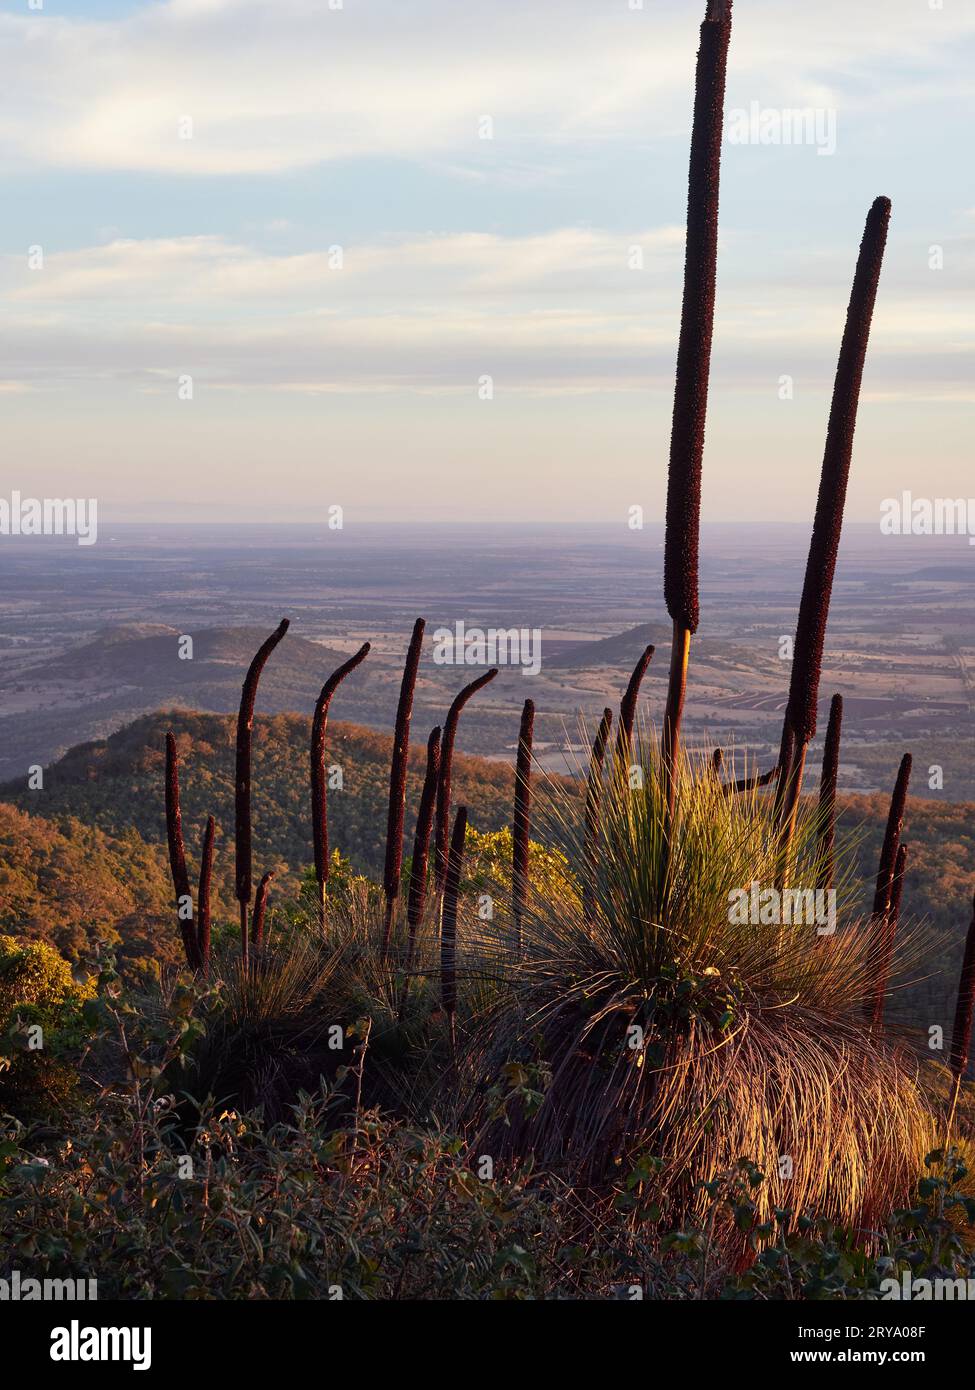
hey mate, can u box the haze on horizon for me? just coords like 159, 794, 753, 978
0, 0, 972, 527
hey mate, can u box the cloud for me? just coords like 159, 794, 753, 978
1, 225, 972, 399
0, 0, 972, 175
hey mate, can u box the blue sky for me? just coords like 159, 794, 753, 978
0, 0, 973, 524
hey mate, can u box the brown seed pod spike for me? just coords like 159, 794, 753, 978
251, 871, 274, 957
950, 893, 975, 1080
664, 1, 733, 638
816, 694, 843, 892
197, 815, 215, 973
441, 805, 468, 1021
407, 726, 442, 958
784, 198, 891, 754
165, 732, 200, 970
311, 642, 370, 913
235, 619, 289, 966
614, 645, 654, 769
435, 668, 498, 892
870, 842, 907, 1031
382, 618, 425, 952
584, 708, 613, 922
512, 699, 535, 952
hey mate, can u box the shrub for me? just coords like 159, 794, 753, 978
0, 935, 95, 1114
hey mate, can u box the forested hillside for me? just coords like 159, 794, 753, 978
1, 710, 972, 1024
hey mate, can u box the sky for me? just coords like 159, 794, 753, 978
0, 0, 973, 524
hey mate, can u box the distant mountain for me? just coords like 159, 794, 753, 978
544, 623, 671, 670
0, 625, 368, 780
1, 622, 362, 711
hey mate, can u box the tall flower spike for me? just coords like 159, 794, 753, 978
197, 815, 215, 974
777, 198, 890, 847
864, 754, 911, 1021
382, 618, 425, 953
782, 198, 891, 755
870, 842, 907, 1031
251, 871, 274, 957
945, 893, 975, 1141
441, 805, 468, 1024
311, 642, 370, 916
165, 732, 200, 970
235, 619, 289, 968
584, 708, 613, 922
950, 893, 975, 1079
407, 726, 442, 960
435, 667, 498, 891
662, 0, 733, 819
871, 754, 912, 921
816, 694, 843, 892
614, 645, 654, 770
512, 699, 535, 952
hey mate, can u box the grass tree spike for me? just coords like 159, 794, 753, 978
872, 754, 912, 921
720, 765, 778, 796
512, 699, 535, 952
614, 645, 654, 768
382, 618, 426, 953
662, 1, 733, 819
950, 893, 975, 1079
197, 815, 215, 973
777, 199, 890, 850
784, 198, 891, 756
871, 843, 908, 1030
864, 754, 912, 1020
816, 694, 844, 892
311, 642, 371, 914
441, 805, 468, 1025
251, 871, 274, 956
235, 619, 289, 967
435, 667, 498, 891
407, 726, 442, 959
946, 892, 975, 1140
165, 732, 200, 970
664, 0, 732, 637
584, 708, 613, 922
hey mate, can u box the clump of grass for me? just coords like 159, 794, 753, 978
382, 619, 425, 953
235, 620, 289, 969
311, 643, 370, 918
477, 732, 936, 1235
435, 668, 498, 891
